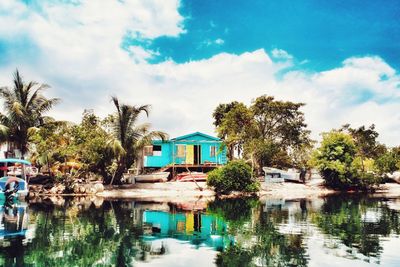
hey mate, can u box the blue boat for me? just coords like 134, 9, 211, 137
0, 159, 31, 200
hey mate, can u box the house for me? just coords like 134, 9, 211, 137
143, 132, 227, 169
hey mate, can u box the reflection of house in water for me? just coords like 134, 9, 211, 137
143, 210, 229, 250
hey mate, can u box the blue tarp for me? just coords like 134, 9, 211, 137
0, 159, 31, 165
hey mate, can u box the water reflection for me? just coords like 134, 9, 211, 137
0, 195, 399, 266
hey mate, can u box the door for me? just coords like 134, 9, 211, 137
194, 145, 201, 165
186, 145, 194, 164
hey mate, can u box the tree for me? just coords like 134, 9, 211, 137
251, 96, 310, 148
213, 102, 253, 159
108, 97, 167, 184
0, 70, 59, 157
311, 130, 381, 190
212, 95, 312, 172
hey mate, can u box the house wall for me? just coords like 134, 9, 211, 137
144, 142, 172, 168
144, 141, 227, 167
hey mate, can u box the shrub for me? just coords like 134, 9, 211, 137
207, 160, 259, 194
312, 131, 381, 190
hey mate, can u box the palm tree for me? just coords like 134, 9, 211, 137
108, 96, 167, 185
0, 70, 60, 158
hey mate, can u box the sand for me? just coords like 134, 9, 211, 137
97, 178, 400, 202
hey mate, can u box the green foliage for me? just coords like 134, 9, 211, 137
207, 160, 259, 194
312, 196, 400, 259
312, 131, 382, 190
0, 70, 59, 156
213, 95, 312, 172
108, 97, 168, 184
375, 147, 400, 174
30, 111, 115, 181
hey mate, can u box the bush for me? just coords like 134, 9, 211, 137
312, 131, 381, 190
375, 148, 400, 175
207, 160, 259, 194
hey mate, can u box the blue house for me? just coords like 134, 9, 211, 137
143, 132, 227, 168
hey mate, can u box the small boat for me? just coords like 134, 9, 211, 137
0, 159, 31, 200
176, 172, 207, 182
134, 172, 170, 183
263, 167, 304, 183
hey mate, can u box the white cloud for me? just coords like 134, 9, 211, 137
215, 38, 224, 45
0, 1, 399, 146
271, 48, 293, 60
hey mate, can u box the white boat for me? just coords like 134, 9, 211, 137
263, 167, 302, 183
134, 172, 170, 183
0, 159, 32, 200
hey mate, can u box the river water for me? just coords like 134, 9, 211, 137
1, 195, 400, 266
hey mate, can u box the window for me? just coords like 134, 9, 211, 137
144, 146, 153, 156
153, 145, 162, 156
176, 145, 185, 157
210, 146, 216, 157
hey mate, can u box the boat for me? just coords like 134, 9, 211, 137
176, 172, 207, 182
263, 167, 304, 183
134, 172, 170, 183
0, 159, 31, 200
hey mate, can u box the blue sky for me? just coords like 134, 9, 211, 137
0, 0, 399, 144
144, 0, 400, 70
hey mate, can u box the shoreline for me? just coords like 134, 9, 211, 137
28, 178, 400, 204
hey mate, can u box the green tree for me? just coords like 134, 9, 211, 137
312, 131, 357, 189
312, 130, 381, 190
213, 95, 312, 172
108, 97, 167, 184
213, 102, 253, 159
0, 70, 59, 157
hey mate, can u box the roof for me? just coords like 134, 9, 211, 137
0, 159, 31, 165
171, 132, 221, 142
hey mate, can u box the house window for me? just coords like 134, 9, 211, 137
176, 145, 185, 157
144, 146, 153, 156
210, 146, 216, 157
153, 145, 162, 156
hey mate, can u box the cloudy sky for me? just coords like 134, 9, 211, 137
0, 0, 399, 145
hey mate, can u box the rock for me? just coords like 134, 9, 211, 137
93, 183, 104, 193
79, 186, 86, 194
73, 184, 80, 193
93, 197, 104, 208
50, 187, 58, 194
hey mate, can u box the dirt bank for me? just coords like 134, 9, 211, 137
97, 178, 400, 202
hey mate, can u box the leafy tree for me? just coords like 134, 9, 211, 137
213, 102, 253, 159
311, 131, 356, 189
207, 160, 259, 194
213, 95, 312, 172
0, 70, 59, 157
108, 97, 167, 184
311, 131, 382, 190
251, 95, 310, 148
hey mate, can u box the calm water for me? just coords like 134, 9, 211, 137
1, 195, 400, 266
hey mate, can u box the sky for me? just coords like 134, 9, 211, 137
0, 0, 399, 145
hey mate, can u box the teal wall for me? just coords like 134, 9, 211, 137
144, 132, 227, 168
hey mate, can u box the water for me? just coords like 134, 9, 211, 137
1, 195, 400, 266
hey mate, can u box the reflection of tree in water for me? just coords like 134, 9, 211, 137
0, 200, 147, 266
312, 195, 400, 262
209, 197, 309, 267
